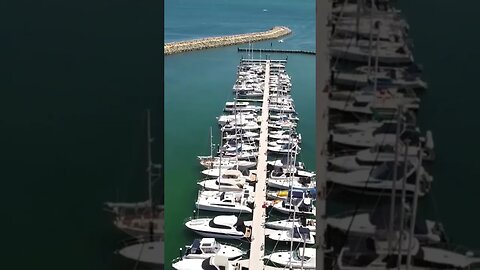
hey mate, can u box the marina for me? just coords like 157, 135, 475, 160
167, 55, 318, 270
8, 0, 480, 270
163, 0, 480, 269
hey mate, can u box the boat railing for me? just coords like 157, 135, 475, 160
328, 209, 372, 218
184, 215, 217, 223
171, 256, 183, 264
217, 239, 246, 249
426, 243, 480, 257
117, 235, 162, 248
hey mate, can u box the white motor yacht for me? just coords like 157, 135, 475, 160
185, 215, 252, 239
195, 188, 254, 214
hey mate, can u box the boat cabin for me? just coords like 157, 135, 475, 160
184, 238, 219, 257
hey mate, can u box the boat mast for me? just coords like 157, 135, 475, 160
387, 105, 403, 255
301, 236, 307, 270
288, 136, 297, 268
355, 0, 361, 45
147, 109, 153, 211
396, 139, 410, 269
234, 89, 239, 170
146, 109, 154, 241
218, 129, 223, 190
210, 126, 213, 160
373, 21, 381, 92
367, 0, 374, 80
406, 144, 423, 270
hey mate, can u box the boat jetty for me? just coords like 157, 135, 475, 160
164, 26, 291, 55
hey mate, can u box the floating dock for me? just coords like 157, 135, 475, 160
238, 48, 316, 55
164, 26, 291, 55
248, 60, 270, 269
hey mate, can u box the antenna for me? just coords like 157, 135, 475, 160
367, 0, 374, 80
396, 138, 410, 269
147, 109, 153, 209
146, 109, 154, 242
387, 105, 403, 255
406, 142, 423, 269
373, 21, 381, 92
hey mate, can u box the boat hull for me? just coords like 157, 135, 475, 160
195, 203, 253, 214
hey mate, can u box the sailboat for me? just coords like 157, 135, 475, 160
266, 247, 316, 269
197, 127, 257, 170
330, 120, 419, 148
336, 232, 480, 270
195, 187, 254, 214
112, 110, 164, 267
104, 110, 163, 239
333, 65, 427, 90
116, 238, 164, 267
327, 203, 446, 243
328, 134, 434, 172
197, 169, 249, 192
265, 216, 316, 233
267, 226, 316, 245
327, 159, 433, 197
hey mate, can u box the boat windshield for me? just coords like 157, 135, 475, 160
208, 219, 231, 229
201, 258, 219, 270
187, 239, 203, 255
372, 122, 398, 135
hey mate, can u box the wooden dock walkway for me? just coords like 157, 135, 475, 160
248, 60, 271, 270
238, 47, 316, 55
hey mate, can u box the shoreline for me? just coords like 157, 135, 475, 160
164, 26, 292, 55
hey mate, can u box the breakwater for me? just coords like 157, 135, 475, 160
164, 26, 292, 55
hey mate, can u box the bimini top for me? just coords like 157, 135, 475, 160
288, 190, 305, 199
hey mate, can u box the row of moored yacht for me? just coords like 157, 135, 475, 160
173, 59, 320, 269
325, 1, 480, 270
